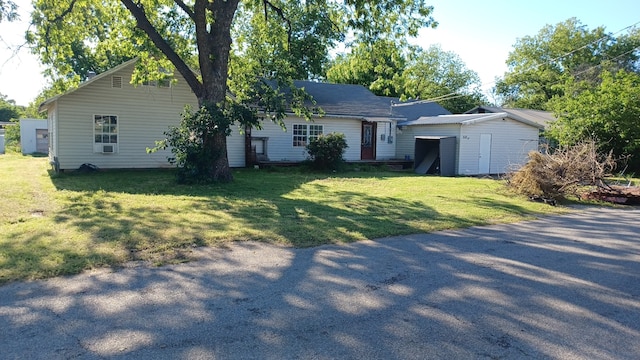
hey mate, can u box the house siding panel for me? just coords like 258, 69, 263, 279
252, 117, 362, 161
375, 121, 396, 160
396, 124, 460, 163
55, 63, 199, 170
460, 117, 538, 174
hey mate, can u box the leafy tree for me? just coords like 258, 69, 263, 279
398, 45, 485, 113
326, 40, 410, 97
0, 93, 23, 122
327, 41, 485, 113
548, 69, 640, 171
29, 0, 436, 182
496, 18, 640, 109
0, 0, 17, 22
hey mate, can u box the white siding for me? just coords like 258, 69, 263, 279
396, 124, 460, 162
48, 104, 57, 164
226, 125, 246, 167
54, 62, 200, 170
375, 121, 396, 160
460, 117, 538, 175
252, 116, 362, 161
19, 119, 48, 154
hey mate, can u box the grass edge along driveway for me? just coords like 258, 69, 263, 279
0, 154, 569, 284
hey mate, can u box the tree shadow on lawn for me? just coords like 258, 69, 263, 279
1, 207, 639, 359
24, 167, 503, 277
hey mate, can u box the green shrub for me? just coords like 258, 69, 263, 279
4, 121, 21, 152
306, 132, 348, 171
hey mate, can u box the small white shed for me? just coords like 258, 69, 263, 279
20, 119, 49, 154
397, 112, 543, 175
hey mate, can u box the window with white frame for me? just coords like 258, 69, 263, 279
94, 115, 118, 153
292, 124, 323, 147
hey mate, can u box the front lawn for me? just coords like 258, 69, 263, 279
0, 154, 568, 283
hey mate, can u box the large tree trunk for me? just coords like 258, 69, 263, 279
194, 0, 240, 182
122, 0, 240, 182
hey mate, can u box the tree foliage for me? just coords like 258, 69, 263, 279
0, 0, 17, 22
29, 0, 436, 182
548, 69, 640, 170
496, 18, 640, 110
0, 93, 23, 122
327, 42, 485, 113
327, 40, 408, 97
398, 45, 485, 113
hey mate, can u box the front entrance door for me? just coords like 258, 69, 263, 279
361, 122, 376, 160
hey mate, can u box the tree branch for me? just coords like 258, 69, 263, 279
42, 0, 78, 55
174, 0, 195, 21
120, 0, 203, 97
262, 0, 291, 46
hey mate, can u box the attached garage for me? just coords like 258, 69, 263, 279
397, 112, 543, 175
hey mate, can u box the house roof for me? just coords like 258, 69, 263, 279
38, 58, 139, 112
399, 112, 545, 129
37, 59, 402, 120
464, 106, 555, 127
380, 98, 451, 121
291, 81, 404, 119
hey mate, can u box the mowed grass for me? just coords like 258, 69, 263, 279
0, 154, 569, 284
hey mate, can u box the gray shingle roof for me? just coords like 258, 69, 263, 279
292, 81, 402, 118
387, 99, 451, 121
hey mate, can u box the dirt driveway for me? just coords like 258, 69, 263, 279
1, 206, 639, 359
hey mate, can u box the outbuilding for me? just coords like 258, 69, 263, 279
20, 119, 49, 154
397, 112, 544, 175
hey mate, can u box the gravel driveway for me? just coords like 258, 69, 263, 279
1, 206, 639, 359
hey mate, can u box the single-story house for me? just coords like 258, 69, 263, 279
20, 118, 49, 154
249, 81, 405, 164
396, 112, 544, 175
38, 59, 405, 171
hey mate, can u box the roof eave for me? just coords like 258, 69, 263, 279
38, 58, 139, 112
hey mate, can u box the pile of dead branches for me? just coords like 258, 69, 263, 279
507, 140, 617, 202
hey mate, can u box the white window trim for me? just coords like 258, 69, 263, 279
292, 123, 324, 147
93, 114, 119, 154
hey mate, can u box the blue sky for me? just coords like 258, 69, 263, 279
1, 0, 639, 106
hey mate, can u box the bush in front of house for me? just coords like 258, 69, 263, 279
306, 132, 348, 171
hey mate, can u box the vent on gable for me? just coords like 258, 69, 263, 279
112, 76, 123, 88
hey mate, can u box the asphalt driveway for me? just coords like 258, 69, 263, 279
1, 206, 639, 359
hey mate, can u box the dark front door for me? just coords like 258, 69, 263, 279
361, 121, 376, 160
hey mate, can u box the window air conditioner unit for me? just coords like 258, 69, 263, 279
102, 145, 114, 153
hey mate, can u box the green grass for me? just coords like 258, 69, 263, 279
0, 154, 570, 284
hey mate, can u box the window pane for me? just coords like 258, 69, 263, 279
95, 135, 102, 143
110, 135, 118, 143
102, 135, 110, 143
110, 116, 117, 125
309, 125, 323, 140
109, 125, 117, 134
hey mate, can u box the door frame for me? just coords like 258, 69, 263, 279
361, 121, 376, 160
